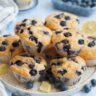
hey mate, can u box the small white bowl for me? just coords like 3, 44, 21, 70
0, 67, 96, 96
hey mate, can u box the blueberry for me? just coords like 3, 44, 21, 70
54, 82, 68, 91
78, 39, 84, 45
2, 41, 8, 45
11, 92, 19, 96
59, 84, 68, 91
60, 21, 66, 27
29, 31, 33, 35
88, 41, 95, 47
54, 81, 62, 88
29, 36, 38, 43
83, 84, 91, 93
62, 0, 68, 2
55, 31, 62, 34
63, 32, 72, 37
31, 20, 37, 26
29, 69, 37, 76
12, 41, 19, 47
26, 81, 33, 89
58, 69, 67, 75
29, 64, 35, 69
0, 46, 6, 51
20, 29, 24, 33
91, 79, 96, 87
37, 42, 43, 53
43, 31, 49, 35
22, 19, 27, 22
15, 60, 23, 66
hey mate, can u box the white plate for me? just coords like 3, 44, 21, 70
0, 67, 96, 96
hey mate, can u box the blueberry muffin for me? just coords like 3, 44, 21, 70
45, 12, 79, 31
50, 56, 86, 86
79, 36, 96, 66
15, 18, 43, 35
6, 35, 24, 57
10, 53, 47, 83
0, 35, 24, 63
43, 44, 62, 62
0, 35, 11, 63
52, 29, 84, 57
16, 26, 52, 55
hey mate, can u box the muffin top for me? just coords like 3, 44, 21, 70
0, 35, 11, 56
50, 56, 86, 79
10, 53, 47, 81
15, 18, 44, 35
52, 29, 84, 57
79, 36, 96, 60
6, 35, 24, 57
16, 26, 52, 53
45, 12, 79, 31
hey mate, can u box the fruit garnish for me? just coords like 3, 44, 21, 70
0, 64, 9, 75
39, 81, 52, 92
83, 84, 92, 93
91, 79, 96, 87
26, 81, 33, 89
81, 21, 96, 36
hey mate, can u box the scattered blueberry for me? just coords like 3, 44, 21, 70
59, 84, 68, 91
26, 81, 33, 89
11, 92, 19, 96
83, 84, 91, 93
91, 79, 96, 87
54, 82, 68, 91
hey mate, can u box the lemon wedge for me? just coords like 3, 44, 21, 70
81, 21, 96, 36
0, 64, 9, 75
39, 81, 52, 93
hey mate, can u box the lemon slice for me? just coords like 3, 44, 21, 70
0, 64, 9, 75
81, 21, 96, 36
39, 81, 52, 93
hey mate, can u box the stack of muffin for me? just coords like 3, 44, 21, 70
1, 12, 96, 92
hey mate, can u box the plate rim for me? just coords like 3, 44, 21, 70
0, 67, 96, 95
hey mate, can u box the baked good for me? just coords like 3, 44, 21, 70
10, 53, 47, 83
45, 12, 79, 31
6, 35, 24, 57
0, 35, 24, 63
79, 36, 96, 66
15, 18, 43, 35
50, 56, 86, 86
52, 29, 84, 57
0, 35, 11, 63
16, 26, 52, 55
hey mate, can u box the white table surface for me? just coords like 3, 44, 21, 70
7, 0, 96, 96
